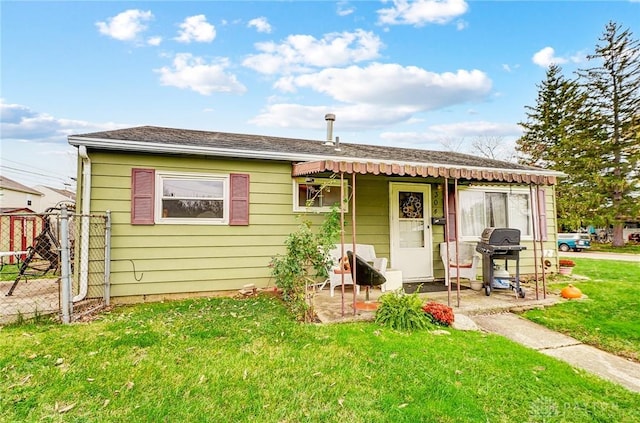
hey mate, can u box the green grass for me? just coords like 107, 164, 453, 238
1, 295, 638, 422
0, 264, 19, 281
524, 258, 640, 361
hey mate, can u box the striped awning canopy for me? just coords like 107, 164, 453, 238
292, 160, 558, 185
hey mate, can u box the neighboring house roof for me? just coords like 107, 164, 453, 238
40, 186, 76, 201
0, 176, 43, 196
68, 125, 563, 185
0, 207, 35, 214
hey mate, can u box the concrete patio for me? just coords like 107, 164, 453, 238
312, 281, 560, 324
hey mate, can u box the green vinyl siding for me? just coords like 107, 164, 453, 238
88, 151, 301, 297
85, 149, 559, 298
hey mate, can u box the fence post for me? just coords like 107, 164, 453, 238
104, 210, 111, 306
59, 206, 72, 324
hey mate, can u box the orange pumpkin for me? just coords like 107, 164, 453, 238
561, 284, 582, 299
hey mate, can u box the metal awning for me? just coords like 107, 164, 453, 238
292, 159, 558, 185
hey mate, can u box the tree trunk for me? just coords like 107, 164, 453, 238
612, 222, 625, 247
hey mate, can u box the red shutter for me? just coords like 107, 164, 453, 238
537, 188, 548, 241
131, 168, 155, 225
229, 173, 250, 226
447, 186, 457, 241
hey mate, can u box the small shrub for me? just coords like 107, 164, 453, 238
270, 207, 340, 322
375, 289, 431, 332
422, 302, 455, 326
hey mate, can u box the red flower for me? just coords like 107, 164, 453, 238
559, 259, 576, 267
422, 302, 455, 326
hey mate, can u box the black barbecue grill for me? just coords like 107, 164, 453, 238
476, 228, 527, 298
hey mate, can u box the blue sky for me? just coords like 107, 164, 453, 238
1, 0, 639, 190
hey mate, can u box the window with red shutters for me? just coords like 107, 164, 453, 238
131, 168, 155, 225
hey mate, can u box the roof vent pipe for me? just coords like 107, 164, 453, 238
324, 113, 335, 145
334, 136, 341, 151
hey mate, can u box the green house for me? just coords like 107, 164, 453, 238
68, 125, 562, 303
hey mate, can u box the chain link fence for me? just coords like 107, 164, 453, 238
0, 208, 110, 325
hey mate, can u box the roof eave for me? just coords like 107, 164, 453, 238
68, 135, 565, 184
68, 135, 332, 163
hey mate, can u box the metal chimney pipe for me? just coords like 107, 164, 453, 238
325, 113, 336, 145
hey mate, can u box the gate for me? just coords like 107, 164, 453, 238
0, 207, 111, 325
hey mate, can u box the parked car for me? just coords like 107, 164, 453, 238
557, 233, 591, 252
629, 232, 640, 243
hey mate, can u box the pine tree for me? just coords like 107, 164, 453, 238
578, 22, 640, 246
517, 64, 580, 168
516, 64, 599, 230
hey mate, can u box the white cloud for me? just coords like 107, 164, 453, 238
249, 103, 416, 130
247, 17, 272, 34
155, 53, 246, 95
427, 121, 520, 138
96, 9, 153, 41
0, 99, 124, 142
147, 36, 162, 46
175, 15, 216, 43
337, 1, 355, 16
532, 47, 587, 68
251, 63, 491, 131
243, 29, 383, 75
275, 63, 492, 110
378, 121, 521, 152
0, 100, 128, 188
532, 46, 567, 67
377, 0, 469, 27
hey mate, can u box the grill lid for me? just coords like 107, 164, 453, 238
480, 228, 521, 245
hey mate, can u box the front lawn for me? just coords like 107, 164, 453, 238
523, 258, 640, 361
1, 295, 638, 422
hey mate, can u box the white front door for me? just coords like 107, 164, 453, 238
389, 183, 433, 281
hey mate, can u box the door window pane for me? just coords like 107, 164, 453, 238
399, 192, 424, 218
398, 191, 424, 248
399, 220, 425, 248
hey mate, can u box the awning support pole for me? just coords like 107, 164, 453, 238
536, 185, 547, 299
340, 172, 346, 316
351, 173, 357, 315
443, 178, 451, 307
530, 184, 540, 300
454, 178, 460, 308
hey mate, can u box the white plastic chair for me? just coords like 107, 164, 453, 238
327, 244, 387, 297
439, 242, 480, 286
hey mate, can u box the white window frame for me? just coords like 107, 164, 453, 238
292, 177, 349, 213
155, 171, 229, 225
458, 186, 534, 241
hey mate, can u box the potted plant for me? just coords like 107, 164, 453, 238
558, 258, 576, 275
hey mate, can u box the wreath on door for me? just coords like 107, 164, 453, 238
401, 194, 423, 218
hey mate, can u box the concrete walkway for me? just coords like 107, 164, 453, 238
472, 313, 640, 393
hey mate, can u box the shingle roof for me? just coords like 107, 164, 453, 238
69, 125, 561, 184
0, 176, 43, 195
